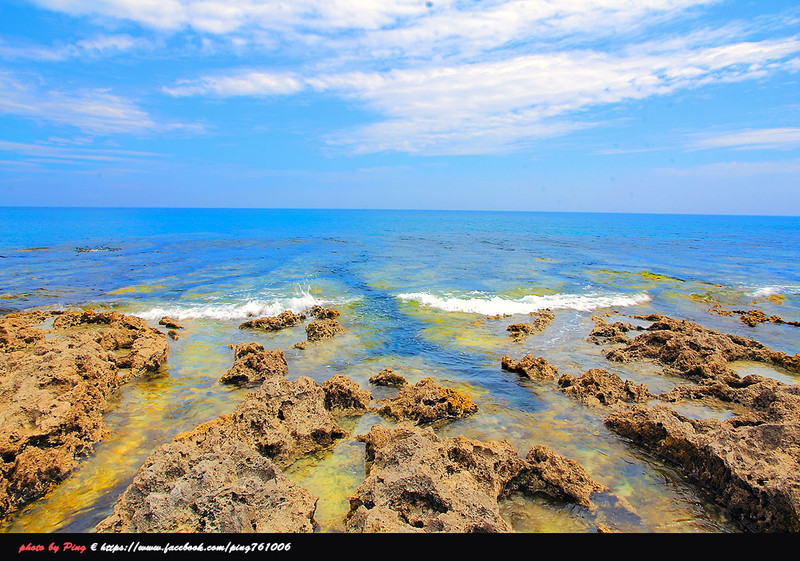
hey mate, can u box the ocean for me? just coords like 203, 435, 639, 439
1, 207, 799, 532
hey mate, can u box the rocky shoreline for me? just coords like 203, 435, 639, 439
1, 306, 799, 532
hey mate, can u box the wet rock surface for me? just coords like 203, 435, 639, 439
605, 403, 800, 532
557, 369, 652, 407
345, 425, 605, 532
603, 315, 800, 381
97, 374, 363, 533
592, 315, 800, 532
310, 305, 341, 320
587, 316, 643, 345
374, 377, 478, 424
708, 306, 800, 328
322, 375, 372, 416
305, 318, 345, 341
219, 342, 288, 386
239, 310, 306, 331
501, 354, 559, 381
0, 310, 168, 519
158, 316, 184, 330
369, 367, 407, 387
507, 309, 554, 342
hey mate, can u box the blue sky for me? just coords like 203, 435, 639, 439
1, 0, 799, 214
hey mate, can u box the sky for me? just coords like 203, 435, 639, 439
0, 0, 799, 214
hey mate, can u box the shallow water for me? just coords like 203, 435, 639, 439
1, 208, 799, 533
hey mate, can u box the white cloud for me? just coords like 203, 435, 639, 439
690, 127, 800, 150
0, 72, 196, 135
661, 158, 800, 177
0, 34, 150, 61
166, 36, 800, 154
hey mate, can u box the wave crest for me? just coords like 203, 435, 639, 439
396, 291, 651, 315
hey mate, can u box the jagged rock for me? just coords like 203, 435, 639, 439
310, 305, 341, 320
0, 310, 168, 518
95, 439, 316, 533
557, 369, 652, 407
219, 342, 287, 386
305, 318, 345, 342
322, 375, 372, 416
658, 374, 800, 424
369, 368, 407, 387
605, 316, 800, 381
96, 374, 361, 533
345, 425, 605, 533
500, 354, 559, 381
507, 309, 554, 342
167, 329, 180, 341
708, 307, 800, 328
605, 404, 800, 532
239, 310, 306, 331
374, 378, 478, 424
587, 317, 643, 345
158, 316, 184, 330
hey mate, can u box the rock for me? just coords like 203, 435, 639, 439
587, 316, 642, 345
605, 404, 800, 532
219, 342, 288, 387
0, 310, 168, 518
557, 369, 652, 407
500, 354, 558, 381
345, 425, 605, 533
374, 378, 478, 424
506, 309, 554, 342
167, 329, 179, 341
230, 376, 347, 468
604, 315, 800, 381
310, 305, 341, 320
708, 307, 799, 328
95, 438, 316, 533
322, 375, 372, 416
305, 318, 344, 342
158, 316, 184, 330
369, 368, 408, 387
97, 374, 358, 533
293, 340, 308, 350
239, 310, 306, 331
658, 374, 800, 424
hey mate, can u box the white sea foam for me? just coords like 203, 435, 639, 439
396, 291, 651, 315
134, 288, 324, 321
750, 285, 800, 298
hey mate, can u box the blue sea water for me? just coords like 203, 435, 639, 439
1, 207, 799, 533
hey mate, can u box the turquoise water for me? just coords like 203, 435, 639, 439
1, 208, 799, 533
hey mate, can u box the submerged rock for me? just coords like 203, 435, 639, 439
557, 369, 652, 407
708, 306, 800, 329
501, 354, 559, 381
506, 309, 554, 342
346, 425, 605, 533
587, 316, 643, 345
219, 342, 288, 386
239, 310, 306, 331
0, 310, 168, 519
158, 316, 184, 330
374, 377, 478, 424
369, 367, 408, 387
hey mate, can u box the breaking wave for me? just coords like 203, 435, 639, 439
134, 288, 324, 321
396, 291, 651, 315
